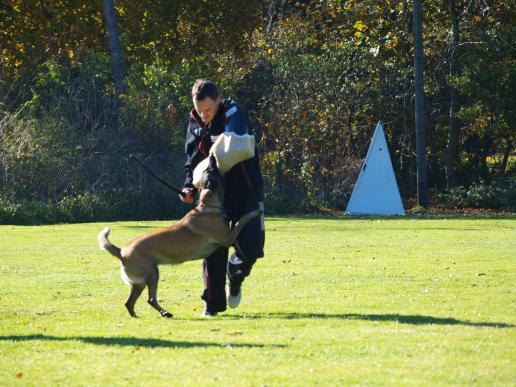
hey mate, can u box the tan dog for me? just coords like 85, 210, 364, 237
98, 155, 261, 318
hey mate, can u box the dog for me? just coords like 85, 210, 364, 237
98, 155, 261, 318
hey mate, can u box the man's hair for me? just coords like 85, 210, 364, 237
192, 79, 219, 101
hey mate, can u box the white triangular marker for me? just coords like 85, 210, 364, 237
346, 121, 405, 216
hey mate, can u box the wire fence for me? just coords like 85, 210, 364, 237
0, 152, 185, 203
0, 149, 356, 223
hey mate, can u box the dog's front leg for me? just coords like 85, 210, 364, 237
225, 209, 262, 246
146, 266, 173, 318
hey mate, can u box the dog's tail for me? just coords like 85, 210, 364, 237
98, 227, 123, 260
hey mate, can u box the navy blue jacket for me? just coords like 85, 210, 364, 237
183, 99, 264, 217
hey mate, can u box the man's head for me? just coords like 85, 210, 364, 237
192, 79, 221, 125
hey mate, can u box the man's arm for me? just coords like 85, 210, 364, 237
181, 122, 202, 203
224, 103, 250, 135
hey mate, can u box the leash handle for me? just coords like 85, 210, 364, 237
129, 155, 186, 197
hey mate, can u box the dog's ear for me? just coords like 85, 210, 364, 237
205, 177, 216, 191
205, 171, 218, 191
208, 154, 217, 170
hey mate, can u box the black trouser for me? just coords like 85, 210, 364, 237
201, 199, 264, 313
201, 247, 228, 312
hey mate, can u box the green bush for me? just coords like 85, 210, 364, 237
57, 194, 100, 223
264, 190, 333, 215
435, 178, 516, 211
0, 189, 185, 225
0, 200, 21, 224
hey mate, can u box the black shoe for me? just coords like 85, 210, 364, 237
200, 309, 218, 318
201, 290, 227, 314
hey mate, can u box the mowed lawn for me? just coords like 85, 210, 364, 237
0, 216, 515, 386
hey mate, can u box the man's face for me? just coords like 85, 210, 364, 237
193, 96, 220, 125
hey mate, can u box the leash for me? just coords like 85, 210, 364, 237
129, 155, 186, 198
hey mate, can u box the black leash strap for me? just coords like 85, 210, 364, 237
129, 155, 186, 197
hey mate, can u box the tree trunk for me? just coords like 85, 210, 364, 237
500, 143, 513, 176
346, 107, 355, 155
445, 0, 460, 188
39, 0, 52, 20
413, 0, 428, 207
102, 0, 124, 95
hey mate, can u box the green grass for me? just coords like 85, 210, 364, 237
1, 216, 515, 386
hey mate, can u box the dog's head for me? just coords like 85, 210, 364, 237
199, 155, 224, 204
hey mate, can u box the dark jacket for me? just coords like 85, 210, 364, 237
183, 99, 264, 217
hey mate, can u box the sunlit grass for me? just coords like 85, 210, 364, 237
1, 216, 515, 385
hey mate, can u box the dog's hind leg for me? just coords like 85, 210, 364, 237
125, 283, 146, 318
146, 266, 173, 318
225, 209, 262, 246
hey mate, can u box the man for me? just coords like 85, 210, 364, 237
180, 79, 265, 317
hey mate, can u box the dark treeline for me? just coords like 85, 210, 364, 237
0, 1, 514, 222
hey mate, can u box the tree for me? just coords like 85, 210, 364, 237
413, 0, 428, 206
445, 0, 460, 188
102, 0, 124, 94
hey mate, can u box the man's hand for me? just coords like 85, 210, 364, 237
180, 187, 195, 204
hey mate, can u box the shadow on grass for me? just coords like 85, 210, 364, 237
0, 334, 285, 348
116, 225, 161, 230
376, 226, 516, 231
226, 313, 514, 328
280, 214, 516, 221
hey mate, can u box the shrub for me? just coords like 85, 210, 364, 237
0, 200, 22, 224
0, 189, 185, 225
435, 178, 515, 211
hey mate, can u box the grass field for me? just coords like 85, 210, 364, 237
1, 216, 515, 386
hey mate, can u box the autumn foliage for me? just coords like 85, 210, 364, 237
0, 0, 514, 220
